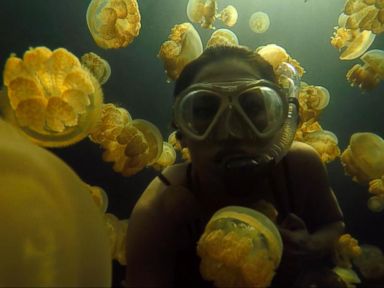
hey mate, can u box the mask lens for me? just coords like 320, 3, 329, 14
180, 90, 221, 136
238, 86, 284, 134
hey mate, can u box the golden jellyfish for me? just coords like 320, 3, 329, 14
346, 49, 384, 90
344, 0, 384, 34
302, 130, 341, 164
81, 52, 111, 85
186, 0, 217, 29
333, 234, 362, 269
298, 82, 330, 122
104, 213, 129, 265
331, 12, 376, 60
353, 244, 384, 280
158, 22, 203, 81
340, 132, 384, 184
1, 47, 103, 147
256, 44, 305, 77
249, 12, 270, 34
168, 130, 191, 162
0, 119, 111, 286
197, 206, 282, 288
217, 5, 238, 27
206, 28, 239, 48
86, 0, 141, 49
151, 141, 177, 171
367, 176, 384, 212
86, 184, 109, 213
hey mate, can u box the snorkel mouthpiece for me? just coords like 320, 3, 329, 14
221, 155, 274, 175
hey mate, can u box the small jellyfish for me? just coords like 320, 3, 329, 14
186, 0, 217, 29
81, 52, 111, 85
340, 132, 384, 184
353, 244, 384, 280
333, 234, 362, 269
151, 142, 176, 171
197, 206, 282, 288
206, 28, 239, 48
302, 130, 341, 164
167, 131, 191, 162
2, 47, 103, 147
217, 5, 238, 27
104, 213, 129, 265
0, 119, 110, 286
249, 11, 270, 34
346, 49, 384, 90
86, 0, 141, 49
85, 184, 109, 213
256, 44, 305, 77
298, 82, 330, 122
158, 22, 203, 81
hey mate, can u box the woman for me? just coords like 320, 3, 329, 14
125, 45, 345, 287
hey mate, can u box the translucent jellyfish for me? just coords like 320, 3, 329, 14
249, 12, 270, 34
302, 130, 341, 164
256, 44, 305, 77
104, 213, 128, 265
346, 49, 384, 90
333, 234, 362, 269
197, 206, 282, 288
217, 5, 238, 27
151, 141, 176, 171
367, 176, 384, 212
298, 82, 330, 122
168, 130, 191, 162
158, 22, 203, 81
85, 184, 109, 213
206, 28, 239, 48
186, 0, 217, 29
86, 0, 141, 49
81, 52, 111, 85
340, 132, 384, 184
353, 244, 384, 280
2, 47, 103, 147
0, 119, 110, 286
344, 0, 384, 35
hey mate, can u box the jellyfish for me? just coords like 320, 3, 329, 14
346, 49, 384, 90
298, 82, 330, 122
302, 130, 341, 164
353, 244, 384, 280
333, 234, 362, 269
206, 28, 239, 48
249, 12, 270, 34
168, 130, 191, 162
340, 132, 384, 184
366, 176, 384, 212
256, 44, 305, 77
86, 0, 141, 49
104, 213, 128, 265
151, 141, 177, 171
217, 5, 238, 27
1, 47, 103, 147
197, 206, 282, 288
158, 22, 203, 81
186, 0, 217, 29
0, 119, 111, 286
343, 0, 384, 35
85, 184, 109, 213
81, 52, 111, 85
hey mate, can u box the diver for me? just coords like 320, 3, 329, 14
125, 45, 346, 287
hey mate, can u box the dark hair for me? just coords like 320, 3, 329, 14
173, 45, 276, 97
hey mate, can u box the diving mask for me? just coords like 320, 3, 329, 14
173, 79, 288, 141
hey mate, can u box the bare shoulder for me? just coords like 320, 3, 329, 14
285, 141, 325, 171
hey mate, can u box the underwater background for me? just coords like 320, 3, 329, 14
0, 0, 383, 285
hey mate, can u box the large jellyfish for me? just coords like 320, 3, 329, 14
256, 44, 305, 77
249, 12, 270, 34
0, 119, 111, 286
340, 132, 384, 184
343, 0, 384, 35
187, 0, 217, 29
197, 206, 282, 288
346, 49, 384, 90
206, 28, 239, 48
1, 47, 103, 147
298, 82, 330, 122
331, 13, 376, 60
158, 22, 203, 81
217, 5, 238, 27
81, 52, 111, 85
86, 0, 141, 49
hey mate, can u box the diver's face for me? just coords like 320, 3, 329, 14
179, 58, 276, 174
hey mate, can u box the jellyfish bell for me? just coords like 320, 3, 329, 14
81, 52, 111, 85
186, 0, 217, 29
217, 5, 238, 27
151, 141, 177, 171
249, 11, 270, 33
0, 119, 111, 286
86, 0, 141, 49
302, 130, 341, 164
187, 0, 204, 23
158, 22, 203, 81
338, 29, 375, 60
206, 28, 239, 48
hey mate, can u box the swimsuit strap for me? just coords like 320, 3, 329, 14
157, 172, 171, 186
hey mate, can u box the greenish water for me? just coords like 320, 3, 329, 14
0, 0, 383, 285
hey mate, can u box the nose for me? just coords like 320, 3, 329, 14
210, 106, 253, 141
